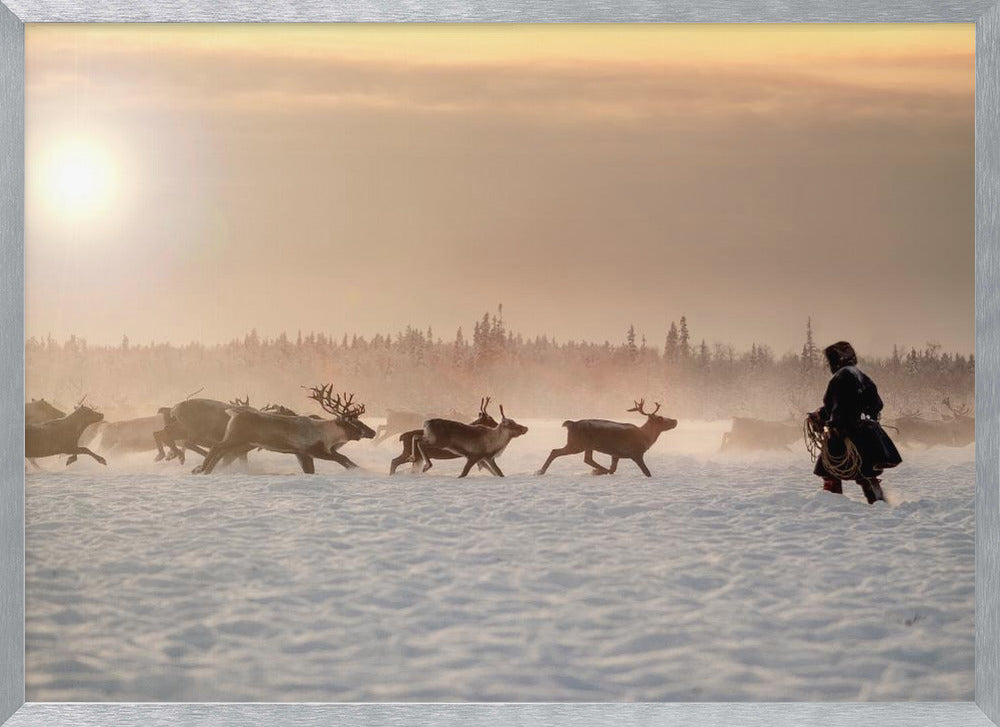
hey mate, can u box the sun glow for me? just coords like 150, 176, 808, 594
41, 139, 117, 217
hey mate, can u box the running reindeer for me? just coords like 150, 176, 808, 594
197, 384, 374, 474
154, 395, 256, 467
25, 396, 107, 468
417, 404, 528, 478
390, 397, 500, 475
536, 399, 678, 477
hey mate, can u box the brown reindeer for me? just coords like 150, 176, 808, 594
417, 405, 528, 478
25, 398, 65, 425
25, 398, 68, 469
390, 397, 500, 475
537, 399, 678, 477
198, 385, 373, 474
26, 403, 107, 467
886, 399, 975, 449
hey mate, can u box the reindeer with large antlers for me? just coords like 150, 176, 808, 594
197, 384, 374, 474
537, 399, 678, 477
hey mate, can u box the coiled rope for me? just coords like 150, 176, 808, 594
803, 418, 862, 480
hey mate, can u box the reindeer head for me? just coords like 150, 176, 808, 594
73, 397, 104, 427
306, 384, 376, 439
471, 397, 499, 427
628, 398, 678, 434
497, 404, 529, 438
942, 397, 973, 421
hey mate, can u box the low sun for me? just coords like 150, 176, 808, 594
41, 139, 117, 217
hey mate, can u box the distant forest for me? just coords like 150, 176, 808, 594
26, 311, 975, 422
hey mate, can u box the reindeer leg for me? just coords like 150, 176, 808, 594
325, 450, 359, 470
74, 447, 107, 466
410, 441, 426, 471
185, 443, 209, 458
458, 457, 481, 478
536, 445, 581, 475
608, 456, 620, 474
417, 440, 433, 473
295, 454, 315, 474
197, 444, 239, 474
632, 455, 652, 477
27, 458, 43, 471
65, 454, 77, 466
584, 449, 610, 475
390, 452, 408, 475
390, 439, 415, 474
153, 430, 168, 461
482, 457, 504, 477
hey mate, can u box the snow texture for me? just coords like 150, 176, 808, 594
25, 419, 974, 701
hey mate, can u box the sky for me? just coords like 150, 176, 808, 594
25, 24, 974, 356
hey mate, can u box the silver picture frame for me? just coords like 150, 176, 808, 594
1, 2, 997, 725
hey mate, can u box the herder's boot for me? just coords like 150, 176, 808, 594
858, 477, 885, 504
823, 478, 843, 495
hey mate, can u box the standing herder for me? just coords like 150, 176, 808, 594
808, 341, 902, 504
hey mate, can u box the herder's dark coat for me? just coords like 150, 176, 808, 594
814, 365, 902, 479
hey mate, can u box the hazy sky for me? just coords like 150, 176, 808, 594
25, 24, 974, 355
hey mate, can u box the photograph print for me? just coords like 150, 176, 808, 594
24, 23, 974, 701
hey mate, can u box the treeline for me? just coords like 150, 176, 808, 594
25, 313, 974, 422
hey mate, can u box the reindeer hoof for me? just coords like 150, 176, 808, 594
97, 456, 107, 466
154, 453, 165, 462
592, 468, 609, 476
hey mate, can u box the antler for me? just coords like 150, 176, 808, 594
499, 404, 506, 419
76, 394, 88, 407
228, 395, 250, 407
627, 399, 661, 416
480, 396, 492, 417
942, 397, 970, 418
305, 384, 366, 419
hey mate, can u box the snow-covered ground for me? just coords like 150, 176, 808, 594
25, 419, 974, 701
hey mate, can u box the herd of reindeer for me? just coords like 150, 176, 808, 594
24, 387, 678, 477
24, 385, 973, 478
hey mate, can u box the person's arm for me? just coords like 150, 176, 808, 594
863, 378, 884, 420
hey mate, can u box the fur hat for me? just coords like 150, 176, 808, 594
823, 341, 857, 371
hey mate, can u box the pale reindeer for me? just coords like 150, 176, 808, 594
197, 385, 374, 474
416, 404, 528, 478
154, 395, 256, 466
537, 398, 678, 477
